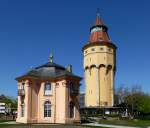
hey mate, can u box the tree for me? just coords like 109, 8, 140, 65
125, 92, 150, 118
116, 85, 150, 118
136, 94, 150, 114
115, 85, 129, 106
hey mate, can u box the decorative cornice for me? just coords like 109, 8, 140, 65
82, 41, 117, 52
16, 75, 82, 83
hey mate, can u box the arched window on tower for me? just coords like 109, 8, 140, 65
44, 101, 51, 117
70, 101, 75, 118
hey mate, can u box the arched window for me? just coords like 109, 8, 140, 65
44, 82, 52, 95
44, 101, 51, 117
70, 101, 75, 118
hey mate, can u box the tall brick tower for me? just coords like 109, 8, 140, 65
82, 12, 117, 107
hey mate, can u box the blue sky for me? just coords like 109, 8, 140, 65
0, 0, 150, 97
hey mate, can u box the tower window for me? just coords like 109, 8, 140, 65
44, 82, 52, 95
100, 47, 104, 51
104, 102, 108, 106
91, 48, 95, 51
44, 101, 51, 117
108, 48, 111, 52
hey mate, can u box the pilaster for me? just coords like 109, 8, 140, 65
17, 96, 21, 119
111, 69, 114, 106
96, 67, 100, 106
17, 82, 21, 119
25, 80, 31, 122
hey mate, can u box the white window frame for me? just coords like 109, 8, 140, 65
44, 82, 52, 96
44, 101, 51, 117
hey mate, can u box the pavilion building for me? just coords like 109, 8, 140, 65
16, 54, 81, 124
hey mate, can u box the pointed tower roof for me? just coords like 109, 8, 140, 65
82, 10, 117, 51
95, 9, 103, 25
89, 10, 110, 43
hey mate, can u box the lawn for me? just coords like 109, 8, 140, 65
0, 120, 13, 123
99, 119, 150, 128
0, 123, 106, 128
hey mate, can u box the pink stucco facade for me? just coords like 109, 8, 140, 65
16, 77, 81, 124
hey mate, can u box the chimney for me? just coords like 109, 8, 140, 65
66, 65, 72, 73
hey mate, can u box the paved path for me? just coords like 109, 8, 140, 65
83, 123, 140, 128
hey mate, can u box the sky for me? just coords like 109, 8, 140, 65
0, 0, 150, 97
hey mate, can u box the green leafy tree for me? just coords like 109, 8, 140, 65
137, 94, 150, 114
125, 92, 150, 118
116, 85, 150, 118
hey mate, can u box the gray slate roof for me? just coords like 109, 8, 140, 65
16, 62, 81, 80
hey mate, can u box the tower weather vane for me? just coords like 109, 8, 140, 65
97, 8, 100, 17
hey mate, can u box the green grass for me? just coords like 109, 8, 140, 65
0, 123, 106, 128
99, 119, 150, 128
0, 120, 13, 123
